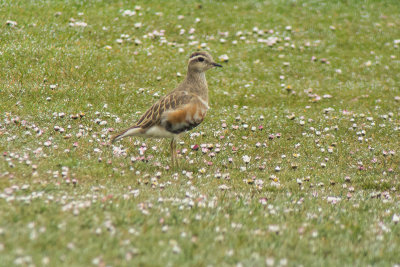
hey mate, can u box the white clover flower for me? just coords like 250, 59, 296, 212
242, 155, 251, 164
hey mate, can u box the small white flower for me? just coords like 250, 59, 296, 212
311, 231, 318, 238
69, 21, 87, 27
266, 258, 275, 266
393, 214, 400, 224
280, 258, 288, 266
172, 245, 181, 254
21, 184, 29, 190
219, 54, 229, 62
242, 155, 251, 164
6, 20, 17, 27
122, 10, 136, 16
268, 225, 280, 233
44, 141, 51, 147
92, 257, 101, 265
327, 196, 341, 204
218, 184, 230, 191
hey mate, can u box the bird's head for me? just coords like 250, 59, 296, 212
188, 51, 222, 72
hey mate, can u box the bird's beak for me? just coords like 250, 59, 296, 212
211, 62, 223, 67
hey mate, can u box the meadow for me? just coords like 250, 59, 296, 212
1, 0, 400, 266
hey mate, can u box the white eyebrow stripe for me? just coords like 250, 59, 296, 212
190, 55, 209, 61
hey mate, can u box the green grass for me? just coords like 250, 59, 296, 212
1, 0, 400, 266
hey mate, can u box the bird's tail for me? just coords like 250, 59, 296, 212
111, 127, 143, 143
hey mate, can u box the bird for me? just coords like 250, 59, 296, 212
111, 51, 222, 166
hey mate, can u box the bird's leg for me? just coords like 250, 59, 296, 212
170, 138, 175, 168
173, 138, 179, 168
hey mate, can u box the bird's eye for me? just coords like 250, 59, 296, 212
198, 57, 204, 62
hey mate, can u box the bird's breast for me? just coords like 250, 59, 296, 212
162, 101, 207, 134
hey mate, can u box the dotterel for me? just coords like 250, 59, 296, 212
111, 51, 222, 166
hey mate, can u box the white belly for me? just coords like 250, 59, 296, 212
143, 125, 176, 138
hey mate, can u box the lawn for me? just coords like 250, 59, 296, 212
1, 0, 400, 266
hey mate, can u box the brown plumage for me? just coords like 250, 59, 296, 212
111, 51, 222, 166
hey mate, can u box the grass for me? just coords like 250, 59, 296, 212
1, 0, 400, 266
